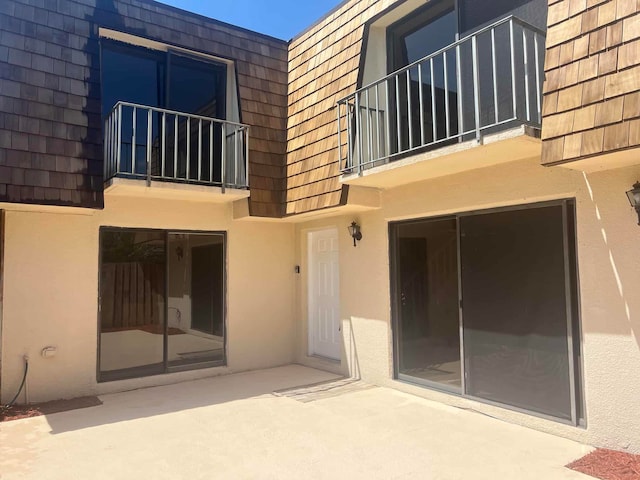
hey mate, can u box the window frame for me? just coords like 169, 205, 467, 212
99, 38, 228, 120
97, 226, 227, 383
388, 199, 585, 426
386, 0, 457, 74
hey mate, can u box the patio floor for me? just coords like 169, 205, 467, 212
0, 365, 593, 479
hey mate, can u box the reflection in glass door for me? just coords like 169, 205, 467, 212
99, 229, 226, 381
167, 233, 225, 368
99, 230, 166, 380
394, 218, 461, 391
460, 205, 573, 420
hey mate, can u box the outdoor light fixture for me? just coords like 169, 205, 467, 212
348, 221, 362, 247
626, 181, 640, 225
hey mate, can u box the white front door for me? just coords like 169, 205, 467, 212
308, 228, 341, 360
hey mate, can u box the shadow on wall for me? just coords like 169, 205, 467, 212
345, 317, 361, 380
581, 171, 640, 341
81, 0, 149, 206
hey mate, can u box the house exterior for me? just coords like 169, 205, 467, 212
1, 0, 640, 453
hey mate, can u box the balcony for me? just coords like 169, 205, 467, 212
337, 16, 545, 188
104, 102, 250, 202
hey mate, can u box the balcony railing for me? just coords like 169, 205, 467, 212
337, 16, 546, 175
104, 101, 250, 190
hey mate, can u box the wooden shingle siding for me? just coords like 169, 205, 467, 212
286, 0, 400, 215
0, 0, 287, 216
541, 0, 640, 165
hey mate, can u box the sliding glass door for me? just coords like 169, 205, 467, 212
394, 218, 461, 391
460, 205, 574, 420
391, 200, 582, 423
99, 228, 226, 381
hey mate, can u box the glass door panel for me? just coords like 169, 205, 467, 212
395, 218, 461, 390
99, 230, 166, 380
167, 53, 226, 183
389, 1, 458, 153
459, 205, 573, 420
166, 233, 225, 368
101, 43, 164, 175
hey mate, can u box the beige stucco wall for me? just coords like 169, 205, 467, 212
0, 195, 296, 403
294, 156, 640, 453
2, 154, 639, 453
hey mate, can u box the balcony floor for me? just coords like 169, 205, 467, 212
104, 177, 250, 203
341, 125, 542, 189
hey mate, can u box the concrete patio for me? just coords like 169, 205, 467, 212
0, 365, 593, 479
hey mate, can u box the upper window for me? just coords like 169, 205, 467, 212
100, 39, 246, 186
388, 0, 457, 73
100, 40, 226, 120
387, 0, 547, 72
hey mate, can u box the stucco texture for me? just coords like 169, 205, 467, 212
294, 156, 640, 453
0, 196, 296, 403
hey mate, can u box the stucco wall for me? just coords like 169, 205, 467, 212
0, 196, 296, 403
294, 157, 640, 452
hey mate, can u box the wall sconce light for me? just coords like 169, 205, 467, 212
626, 181, 640, 225
348, 221, 362, 247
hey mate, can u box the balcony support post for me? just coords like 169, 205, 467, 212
510, 19, 518, 121
418, 63, 425, 146
209, 121, 214, 183
375, 84, 381, 160
430, 58, 437, 143
234, 128, 239, 187
346, 101, 353, 171
161, 112, 166, 178
534, 32, 542, 123
146, 108, 152, 186
406, 69, 413, 150
491, 28, 499, 124
385, 80, 391, 162
395, 75, 401, 156
366, 88, 373, 165
174, 115, 178, 179
221, 122, 226, 193
523, 28, 531, 123
355, 92, 363, 176
198, 119, 203, 182
245, 127, 249, 188
455, 44, 464, 140
472, 35, 481, 142
186, 117, 191, 181
337, 102, 342, 169
131, 107, 136, 175
116, 103, 122, 176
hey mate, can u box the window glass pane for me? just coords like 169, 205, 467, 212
401, 9, 457, 65
168, 54, 226, 182
460, 205, 572, 419
101, 43, 164, 175
99, 230, 165, 379
168, 54, 225, 118
459, 0, 548, 35
395, 218, 461, 390
167, 233, 225, 368
388, 3, 458, 154
101, 44, 162, 116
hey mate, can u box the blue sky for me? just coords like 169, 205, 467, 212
157, 0, 344, 40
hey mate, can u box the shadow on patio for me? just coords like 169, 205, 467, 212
44, 364, 341, 435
